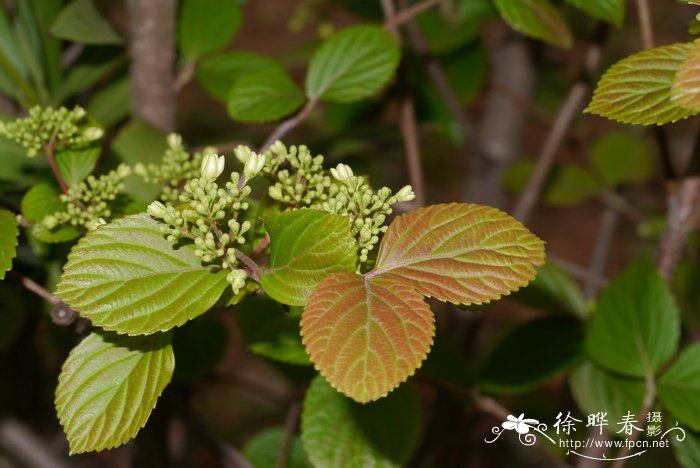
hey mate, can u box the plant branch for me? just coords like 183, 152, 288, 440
276, 401, 301, 468
43, 141, 69, 194
399, 97, 427, 206
259, 99, 318, 153
173, 61, 196, 93
583, 206, 618, 299
235, 249, 262, 282
610, 372, 656, 468
635, 0, 654, 50
8, 270, 58, 304
0, 418, 70, 468
383, 0, 441, 31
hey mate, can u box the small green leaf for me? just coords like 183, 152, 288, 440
493, 0, 572, 48
511, 261, 588, 318
21, 183, 81, 243
0, 209, 19, 279
235, 296, 310, 366
569, 361, 645, 434
658, 343, 700, 431
55, 331, 174, 453
227, 69, 306, 123
305, 25, 400, 103
56, 145, 101, 187
672, 39, 700, 112
587, 262, 680, 379
416, 0, 495, 54
479, 317, 584, 394
87, 77, 131, 127
50, 0, 123, 45
369, 203, 545, 306
301, 375, 421, 467
543, 164, 601, 206
54, 56, 123, 104
56, 213, 230, 335
589, 132, 654, 187
260, 209, 356, 306
178, 0, 241, 60
196, 51, 285, 102
302, 273, 434, 402
173, 317, 228, 382
587, 43, 697, 125
564, 0, 625, 26
243, 427, 312, 468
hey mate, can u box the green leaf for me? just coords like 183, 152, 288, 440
196, 51, 284, 102
672, 39, 700, 113
54, 56, 123, 104
305, 25, 400, 103
56, 145, 101, 187
0, 209, 19, 279
260, 209, 356, 306
178, 0, 241, 60
658, 343, 700, 431
368, 203, 545, 306
243, 427, 312, 468
21, 183, 81, 243
56, 213, 230, 335
586, 262, 680, 378
511, 261, 588, 318
493, 0, 572, 48
416, 0, 495, 54
235, 296, 310, 365
173, 317, 227, 382
302, 273, 434, 402
590, 132, 654, 187
673, 428, 700, 468
479, 317, 584, 394
564, 0, 625, 26
55, 331, 174, 453
587, 43, 697, 125
86, 77, 131, 127
50, 0, 123, 45
227, 69, 306, 123
301, 375, 421, 467
569, 361, 645, 434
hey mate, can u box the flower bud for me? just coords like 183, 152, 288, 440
72, 106, 86, 119
234, 145, 253, 164
83, 127, 104, 141
42, 215, 58, 230
395, 185, 416, 202
330, 163, 353, 182
268, 185, 283, 200
167, 133, 182, 148
201, 153, 225, 180
244, 152, 265, 179
147, 201, 168, 219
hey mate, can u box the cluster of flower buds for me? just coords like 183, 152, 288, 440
0, 106, 103, 157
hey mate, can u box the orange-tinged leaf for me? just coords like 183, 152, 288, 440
672, 39, 700, 112
587, 43, 697, 125
302, 272, 434, 403
367, 203, 545, 305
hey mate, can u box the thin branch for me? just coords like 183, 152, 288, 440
634, 0, 654, 50
234, 250, 262, 283
399, 97, 427, 206
549, 254, 608, 289
598, 190, 646, 224
173, 61, 196, 94
610, 373, 656, 468
251, 236, 270, 259
259, 99, 317, 153
583, 206, 618, 299
383, 0, 441, 31
43, 143, 69, 195
276, 401, 301, 468
8, 270, 58, 304
0, 419, 70, 468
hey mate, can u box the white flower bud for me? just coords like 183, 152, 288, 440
244, 153, 265, 179
133, 162, 147, 176
147, 201, 168, 219
330, 163, 354, 182
83, 127, 104, 141
234, 145, 253, 164
268, 185, 283, 200
201, 153, 225, 180
167, 133, 182, 148
42, 215, 58, 230
395, 185, 416, 202
117, 164, 132, 178
72, 106, 86, 119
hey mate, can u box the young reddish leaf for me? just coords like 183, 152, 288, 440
302, 272, 434, 403
368, 203, 545, 305
672, 39, 700, 112
587, 43, 697, 125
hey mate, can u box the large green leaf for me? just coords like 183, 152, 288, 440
55, 331, 174, 453
56, 145, 101, 187
227, 69, 306, 123
86, 77, 131, 127
56, 213, 230, 335
260, 209, 356, 306
493, 0, 572, 48
243, 427, 312, 468
479, 317, 584, 394
586, 262, 679, 378
673, 428, 700, 468
302, 273, 434, 402
589, 132, 654, 187
587, 43, 697, 125
511, 261, 588, 318
368, 203, 545, 305
569, 361, 645, 434
21, 183, 81, 243
0, 209, 18, 279
301, 376, 421, 467
564, 0, 625, 26
235, 297, 310, 365
305, 25, 400, 103
54, 56, 123, 104
672, 39, 700, 112
178, 0, 241, 60
196, 51, 284, 102
50, 0, 123, 45
658, 343, 700, 431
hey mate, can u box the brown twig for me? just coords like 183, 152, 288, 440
8, 270, 58, 304
234, 250, 262, 282
383, 0, 441, 31
399, 97, 427, 206
173, 61, 196, 94
0, 419, 70, 468
259, 99, 318, 153
276, 401, 301, 468
583, 206, 618, 299
634, 0, 654, 50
